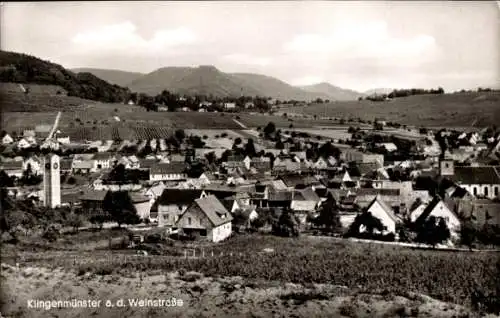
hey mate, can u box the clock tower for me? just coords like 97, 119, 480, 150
43, 154, 61, 208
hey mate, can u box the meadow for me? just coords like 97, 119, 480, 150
280, 91, 500, 127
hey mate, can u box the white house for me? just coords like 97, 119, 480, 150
363, 195, 398, 234
413, 197, 461, 239
92, 152, 115, 170
291, 187, 321, 212
23, 156, 42, 175
224, 102, 236, 110
1, 133, 14, 145
175, 195, 233, 242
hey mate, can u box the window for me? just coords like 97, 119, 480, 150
495, 187, 499, 196
484, 187, 489, 197
188, 217, 192, 225
445, 163, 449, 168
473, 187, 477, 196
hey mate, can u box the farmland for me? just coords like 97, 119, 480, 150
2, 233, 498, 315
280, 91, 500, 127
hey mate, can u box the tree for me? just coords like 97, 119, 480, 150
234, 137, 242, 146
460, 220, 478, 248
275, 140, 285, 150
174, 129, 186, 142
315, 198, 342, 232
318, 141, 341, 160
264, 122, 276, 136
244, 138, 256, 157
204, 152, 216, 164
102, 191, 140, 227
272, 209, 300, 237
346, 211, 385, 237
415, 216, 451, 246
65, 211, 86, 233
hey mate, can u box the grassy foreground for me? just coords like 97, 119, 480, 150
2, 233, 499, 316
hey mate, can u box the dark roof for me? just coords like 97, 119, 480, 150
294, 187, 320, 201
80, 190, 108, 201
139, 159, 158, 169
355, 188, 400, 197
60, 159, 73, 171
452, 166, 500, 185
157, 189, 203, 205
150, 162, 186, 175
128, 192, 150, 203
0, 161, 23, 170
92, 152, 115, 160
280, 175, 318, 188
193, 195, 233, 227
269, 190, 293, 201
358, 162, 381, 176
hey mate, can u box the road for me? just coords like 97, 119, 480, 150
232, 118, 248, 129
46, 111, 62, 141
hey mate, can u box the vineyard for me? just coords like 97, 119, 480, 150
9, 235, 499, 313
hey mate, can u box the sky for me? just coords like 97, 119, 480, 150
1, 1, 499, 92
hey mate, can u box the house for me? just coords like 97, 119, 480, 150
413, 197, 461, 238
59, 159, 73, 173
72, 154, 96, 174
280, 175, 319, 190
198, 172, 216, 185
440, 160, 500, 199
250, 157, 271, 171
128, 192, 152, 220
363, 195, 399, 234
92, 152, 115, 170
312, 157, 329, 170
150, 163, 187, 181
23, 156, 42, 175
142, 183, 166, 218
341, 149, 384, 166
17, 138, 34, 149
291, 187, 321, 212
0, 160, 23, 178
455, 199, 500, 226
223, 102, 236, 110
56, 136, 71, 145
378, 143, 398, 153
80, 190, 108, 218
156, 189, 207, 227
244, 102, 254, 109
1, 133, 14, 145
175, 195, 233, 242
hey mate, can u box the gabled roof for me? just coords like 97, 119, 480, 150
193, 195, 233, 227
73, 153, 95, 161
80, 190, 108, 201
452, 166, 500, 185
150, 162, 186, 175
92, 152, 115, 161
415, 196, 455, 225
355, 188, 400, 197
294, 187, 320, 202
0, 160, 23, 170
366, 195, 398, 222
139, 159, 158, 169
157, 189, 203, 205
268, 190, 293, 201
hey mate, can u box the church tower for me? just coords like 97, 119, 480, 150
43, 154, 61, 208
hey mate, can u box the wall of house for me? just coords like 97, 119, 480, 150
291, 200, 317, 212
461, 184, 500, 200
366, 201, 396, 234
209, 222, 232, 242
134, 201, 151, 220
150, 173, 187, 181
427, 201, 461, 233
158, 204, 188, 227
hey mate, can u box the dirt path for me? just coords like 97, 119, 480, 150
1, 263, 484, 318
46, 111, 62, 141
232, 118, 248, 129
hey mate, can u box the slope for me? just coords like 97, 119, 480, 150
299, 82, 364, 101
230, 73, 330, 101
0, 50, 130, 103
280, 91, 500, 127
71, 68, 144, 87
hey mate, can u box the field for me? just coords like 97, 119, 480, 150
280, 91, 500, 127
2, 232, 498, 317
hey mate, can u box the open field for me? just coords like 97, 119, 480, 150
280, 91, 500, 127
1, 262, 483, 318
2, 232, 498, 316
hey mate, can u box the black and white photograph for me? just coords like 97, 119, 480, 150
0, 1, 499, 317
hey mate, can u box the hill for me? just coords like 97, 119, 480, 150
280, 91, 500, 128
299, 82, 364, 101
71, 68, 144, 87
0, 51, 130, 103
127, 65, 331, 101
229, 73, 331, 101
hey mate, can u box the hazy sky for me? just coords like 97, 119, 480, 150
1, 1, 499, 92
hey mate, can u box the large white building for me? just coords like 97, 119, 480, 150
441, 160, 500, 199
43, 154, 61, 208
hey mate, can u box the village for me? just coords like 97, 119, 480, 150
1, 115, 499, 248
